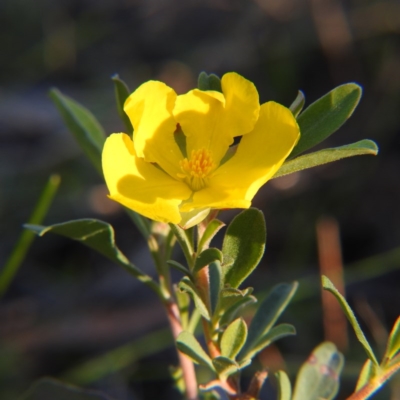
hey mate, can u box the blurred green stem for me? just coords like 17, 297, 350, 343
0, 174, 60, 297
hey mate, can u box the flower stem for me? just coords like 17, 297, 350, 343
165, 301, 199, 400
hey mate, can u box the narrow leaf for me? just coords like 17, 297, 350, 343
290, 83, 362, 158
292, 342, 344, 400
170, 224, 195, 269
241, 282, 298, 358
242, 323, 296, 360
221, 318, 248, 359
273, 140, 378, 179
24, 220, 157, 290
198, 219, 225, 252
385, 316, 400, 361
0, 175, 60, 296
19, 377, 113, 400
176, 331, 214, 370
194, 248, 223, 274
209, 260, 223, 314
212, 357, 239, 379
111, 74, 133, 133
322, 275, 379, 365
290, 90, 305, 118
275, 370, 292, 400
355, 359, 376, 391
219, 295, 257, 328
49, 88, 105, 173
167, 260, 192, 278
179, 277, 210, 321
222, 208, 266, 288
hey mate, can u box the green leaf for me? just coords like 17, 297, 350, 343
49, 88, 105, 173
176, 331, 214, 370
175, 286, 190, 330
198, 72, 222, 92
170, 224, 195, 269
275, 370, 292, 400
385, 316, 400, 361
355, 359, 376, 391
290, 83, 362, 158
0, 175, 60, 297
212, 357, 239, 379
240, 282, 298, 358
167, 260, 192, 278
194, 248, 223, 274
222, 208, 266, 288
273, 140, 378, 179
209, 260, 223, 314
219, 294, 257, 328
198, 219, 225, 252
322, 275, 379, 365
19, 377, 112, 400
221, 318, 248, 359
179, 277, 210, 321
111, 74, 133, 134
242, 323, 296, 360
24, 219, 158, 292
290, 90, 305, 118
292, 342, 344, 400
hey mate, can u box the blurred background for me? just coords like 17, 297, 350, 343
1, 0, 400, 399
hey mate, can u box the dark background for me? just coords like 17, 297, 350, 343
1, 0, 400, 399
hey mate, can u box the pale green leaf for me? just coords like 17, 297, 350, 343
222, 208, 266, 288
212, 357, 239, 379
273, 140, 378, 179
275, 370, 292, 400
292, 342, 344, 400
322, 275, 379, 365
355, 359, 376, 391
176, 331, 214, 370
385, 316, 400, 361
290, 83, 362, 158
221, 318, 248, 359
290, 90, 305, 118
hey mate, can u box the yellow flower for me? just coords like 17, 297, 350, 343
102, 72, 300, 226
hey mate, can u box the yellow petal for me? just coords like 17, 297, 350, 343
124, 81, 183, 178
181, 102, 300, 211
102, 133, 192, 223
173, 72, 259, 167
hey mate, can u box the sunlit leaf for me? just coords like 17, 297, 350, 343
194, 248, 223, 274
292, 342, 344, 400
212, 357, 239, 379
385, 316, 400, 361
275, 370, 292, 400
290, 83, 362, 158
322, 275, 379, 365
198, 219, 225, 252
273, 140, 378, 179
290, 90, 305, 118
220, 318, 248, 359
176, 331, 214, 370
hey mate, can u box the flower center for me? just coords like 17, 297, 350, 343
179, 148, 215, 191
